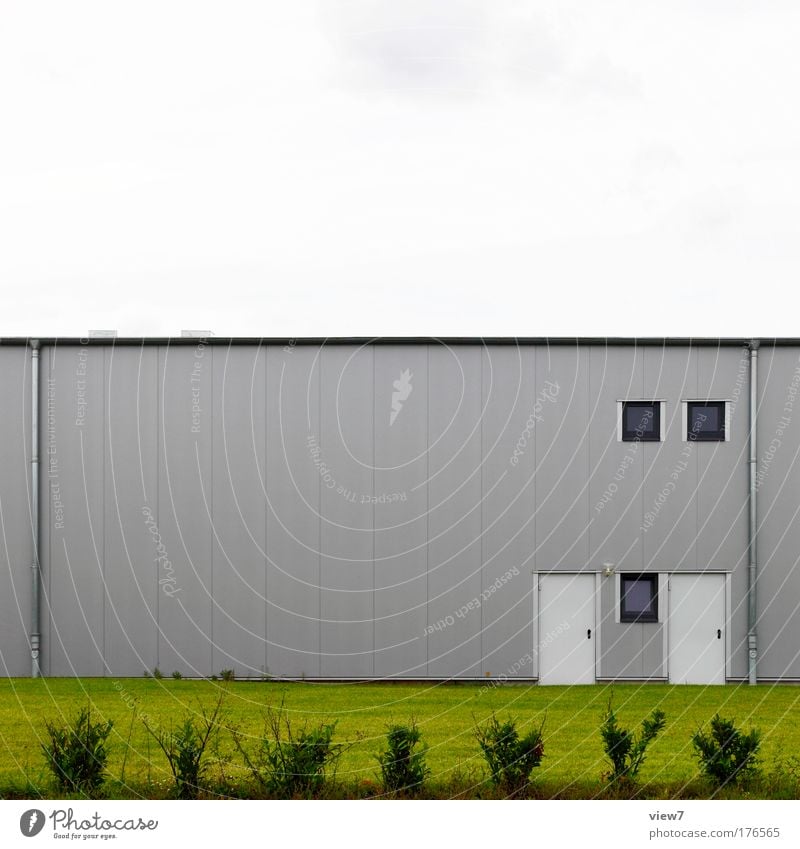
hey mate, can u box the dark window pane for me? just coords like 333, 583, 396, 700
691, 406, 719, 431
626, 406, 654, 433
623, 579, 654, 614
703, 407, 720, 430
687, 401, 726, 440
620, 574, 658, 622
621, 401, 661, 441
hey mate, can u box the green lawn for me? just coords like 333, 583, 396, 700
1, 678, 798, 798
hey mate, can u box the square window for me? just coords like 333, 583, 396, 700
621, 401, 661, 442
687, 401, 726, 441
620, 574, 658, 623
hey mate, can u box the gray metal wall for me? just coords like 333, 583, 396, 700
588, 345, 751, 679
754, 346, 800, 680
0, 340, 796, 679
0, 346, 32, 676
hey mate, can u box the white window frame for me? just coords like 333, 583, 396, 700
616, 400, 666, 442
681, 399, 731, 442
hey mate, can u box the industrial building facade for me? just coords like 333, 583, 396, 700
1, 337, 799, 684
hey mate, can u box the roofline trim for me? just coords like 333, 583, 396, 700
0, 336, 787, 347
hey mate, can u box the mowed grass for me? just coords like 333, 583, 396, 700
1, 678, 798, 798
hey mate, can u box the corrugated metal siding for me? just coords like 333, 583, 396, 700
0, 340, 795, 678
265, 345, 320, 678
479, 345, 536, 678
211, 345, 267, 677
754, 346, 800, 680
0, 346, 32, 676
426, 345, 483, 677
104, 345, 159, 675
374, 345, 428, 678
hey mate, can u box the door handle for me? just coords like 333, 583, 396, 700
587, 629, 592, 640
717, 629, 722, 640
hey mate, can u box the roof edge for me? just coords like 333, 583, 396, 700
0, 336, 783, 347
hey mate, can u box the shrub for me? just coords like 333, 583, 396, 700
171, 671, 182, 680
377, 719, 430, 795
692, 714, 761, 788
41, 705, 113, 794
220, 669, 235, 682
600, 699, 666, 784
142, 694, 224, 799
474, 713, 545, 797
152, 667, 163, 680
233, 701, 344, 797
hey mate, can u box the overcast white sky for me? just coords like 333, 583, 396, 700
1, 0, 799, 338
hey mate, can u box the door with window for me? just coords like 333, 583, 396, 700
536, 573, 596, 684
668, 573, 726, 684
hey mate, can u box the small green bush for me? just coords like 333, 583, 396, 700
220, 669, 235, 682
233, 702, 343, 797
171, 671, 182, 680
377, 719, 430, 795
600, 699, 666, 784
474, 713, 545, 797
142, 695, 224, 799
41, 705, 113, 793
152, 667, 163, 680
692, 714, 761, 788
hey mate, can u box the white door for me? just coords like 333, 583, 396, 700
537, 573, 595, 685
668, 574, 726, 684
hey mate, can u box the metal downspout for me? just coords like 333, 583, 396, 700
30, 340, 41, 678
748, 340, 759, 685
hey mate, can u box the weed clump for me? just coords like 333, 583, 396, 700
377, 719, 430, 795
474, 713, 545, 797
42, 705, 113, 794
